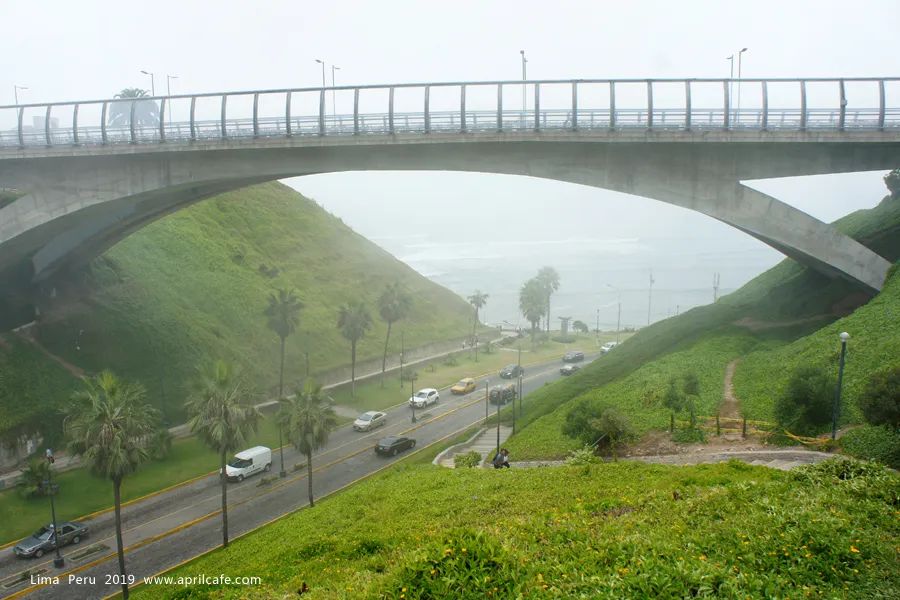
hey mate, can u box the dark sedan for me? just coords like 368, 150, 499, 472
374, 436, 417, 456
563, 350, 585, 362
499, 364, 525, 379
13, 522, 88, 558
560, 364, 580, 376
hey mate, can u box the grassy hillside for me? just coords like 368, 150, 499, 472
132, 458, 899, 599
0, 181, 474, 441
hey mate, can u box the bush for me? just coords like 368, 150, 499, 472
565, 446, 602, 466
591, 407, 635, 457
148, 428, 173, 460
18, 458, 51, 499
774, 366, 834, 436
841, 425, 900, 469
561, 399, 602, 445
453, 451, 482, 469
858, 365, 900, 427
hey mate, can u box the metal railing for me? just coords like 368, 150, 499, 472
1, 77, 897, 149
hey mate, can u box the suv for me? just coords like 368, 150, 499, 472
499, 364, 524, 379
489, 383, 517, 404
563, 350, 585, 362
600, 342, 618, 354
409, 388, 439, 408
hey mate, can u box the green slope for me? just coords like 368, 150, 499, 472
0, 181, 474, 441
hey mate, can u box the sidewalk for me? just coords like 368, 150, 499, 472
434, 425, 513, 468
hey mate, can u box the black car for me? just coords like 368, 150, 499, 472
560, 364, 580, 376
499, 364, 524, 379
489, 383, 517, 404
13, 522, 88, 558
375, 436, 416, 456
563, 350, 585, 363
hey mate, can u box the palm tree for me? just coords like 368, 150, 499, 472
519, 278, 546, 341
277, 381, 337, 507
377, 283, 412, 387
536, 267, 560, 334
337, 302, 373, 397
467, 290, 489, 362
265, 288, 303, 476
64, 371, 159, 599
108, 88, 160, 128
185, 360, 260, 548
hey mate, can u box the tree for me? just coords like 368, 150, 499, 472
519, 278, 546, 341
858, 365, 900, 427
884, 168, 900, 200
467, 290, 489, 362
107, 88, 160, 129
536, 266, 560, 333
265, 288, 303, 476
774, 366, 834, 436
663, 378, 684, 432
590, 408, 635, 460
277, 381, 337, 507
572, 320, 589, 334
682, 372, 700, 428
64, 371, 159, 599
186, 360, 260, 548
377, 283, 412, 387
337, 302, 373, 397
18, 457, 51, 499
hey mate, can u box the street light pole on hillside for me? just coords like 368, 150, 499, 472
832, 332, 850, 440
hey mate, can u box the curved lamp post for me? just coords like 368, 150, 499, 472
409, 371, 418, 423
832, 331, 850, 440
44, 449, 64, 568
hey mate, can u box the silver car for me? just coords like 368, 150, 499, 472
13, 522, 88, 558
353, 411, 387, 432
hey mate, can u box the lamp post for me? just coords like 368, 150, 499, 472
725, 54, 734, 118
410, 371, 418, 423
520, 50, 527, 115
314, 59, 326, 88
399, 330, 404, 388
647, 271, 654, 327
832, 332, 850, 440
140, 70, 155, 96
736, 47, 748, 126
495, 387, 502, 457
44, 449, 64, 568
331, 65, 340, 117
484, 380, 490, 426
13, 85, 28, 105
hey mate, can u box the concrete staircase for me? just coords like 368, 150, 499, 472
435, 426, 513, 468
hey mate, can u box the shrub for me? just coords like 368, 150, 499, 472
884, 168, 900, 199
857, 365, 900, 427
561, 399, 602, 445
453, 451, 482, 469
18, 458, 51, 499
566, 446, 602, 465
841, 425, 900, 469
148, 428, 173, 460
442, 355, 459, 367
774, 366, 834, 436
591, 407, 635, 458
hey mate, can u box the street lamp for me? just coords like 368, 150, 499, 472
166, 74, 178, 96
495, 386, 502, 457
331, 65, 340, 117
484, 380, 490, 426
520, 50, 527, 115
647, 271, 654, 327
43, 449, 64, 568
736, 48, 748, 126
399, 330, 404, 388
140, 70, 156, 96
410, 371, 418, 423
832, 332, 850, 440
314, 59, 326, 88
13, 85, 28, 105
725, 55, 734, 117
606, 284, 622, 344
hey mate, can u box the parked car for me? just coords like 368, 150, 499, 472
13, 522, 88, 558
560, 364, 580, 376
353, 411, 387, 432
222, 446, 272, 482
600, 342, 618, 354
450, 378, 477, 395
499, 364, 525, 379
489, 383, 517, 404
563, 350, 585, 362
375, 436, 416, 456
409, 388, 440, 408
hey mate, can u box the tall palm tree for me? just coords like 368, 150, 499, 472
64, 371, 159, 600
519, 278, 546, 342
265, 288, 303, 476
337, 302, 373, 397
108, 88, 160, 128
185, 360, 260, 548
467, 290, 489, 362
277, 381, 337, 507
536, 267, 560, 334
377, 283, 412, 387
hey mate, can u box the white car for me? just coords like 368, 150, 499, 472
408, 388, 439, 409
353, 411, 387, 432
600, 342, 618, 353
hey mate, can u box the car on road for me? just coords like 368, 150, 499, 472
409, 388, 440, 408
563, 350, 585, 362
489, 383, 517, 404
600, 342, 618, 353
375, 436, 416, 456
353, 411, 387, 432
13, 522, 89, 558
560, 364, 580, 376
499, 364, 525, 379
222, 446, 272, 482
450, 378, 477, 395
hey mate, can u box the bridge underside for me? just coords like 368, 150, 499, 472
0, 138, 897, 330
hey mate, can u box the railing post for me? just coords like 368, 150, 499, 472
571, 81, 578, 131
159, 98, 166, 141
44, 106, 52, 146
252, 93, 259, 137
609, 81, 616, 129
534, 83, 540, 131
761, 81, 768, 131
354, 89, 360, 135
723, 80, 730, 130
17, 106, 24, 147
497, 83, 503, 132
799, 81, 807, 131
646, 80, 653, 129
424, 86, 430, 133
189, 96, 197, 140
685, 80, 691, 131
285, 91, 293, 136
460, 85, 466, 133
72, 103, 80, 145
221, 94, 228, 138
838, 79, 847, 131
878, 80, 886, 131
388, 87, 395, 134
319, 90, 326, 136
101, 101, 108, 144
129, 100, 137, 143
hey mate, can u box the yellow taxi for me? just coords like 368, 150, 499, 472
450, 377, 477, 395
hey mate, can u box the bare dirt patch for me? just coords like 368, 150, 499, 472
622, 430, 771, 457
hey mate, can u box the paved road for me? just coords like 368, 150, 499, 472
2, 352, 596, 599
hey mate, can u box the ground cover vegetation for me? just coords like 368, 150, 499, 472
131, 458, 899, 599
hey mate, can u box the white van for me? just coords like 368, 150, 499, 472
223, 446, 272, 482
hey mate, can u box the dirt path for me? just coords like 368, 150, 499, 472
719, 359, 742, 420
